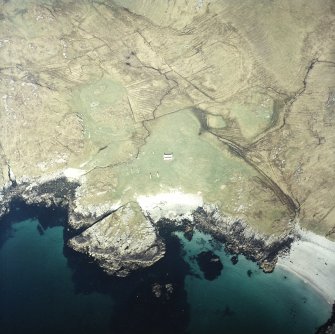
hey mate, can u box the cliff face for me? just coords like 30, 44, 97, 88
0, 0, 334, 276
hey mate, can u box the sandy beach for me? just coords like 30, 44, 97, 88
277, 227, 335, 304
63, 168, 86, 180
137, 190, 203, 223
138, 191, 335, 304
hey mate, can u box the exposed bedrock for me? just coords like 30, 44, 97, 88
66, 200, 296, 276
0, 177, 79, 218
191, 207, 295, 272
0, 0, 333, 281
68, 202, 166, 277
0, 175, 296, 277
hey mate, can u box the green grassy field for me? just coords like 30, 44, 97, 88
79, 109, 290, 235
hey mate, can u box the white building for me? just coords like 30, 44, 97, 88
163, 153, 173, 161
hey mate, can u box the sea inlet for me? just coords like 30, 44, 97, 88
0, 202, 331, 334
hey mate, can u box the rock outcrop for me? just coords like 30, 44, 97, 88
68, 202, 165, 276
191, 207, 296, 272
0, 0, 334, 281
0, 172, 295, 276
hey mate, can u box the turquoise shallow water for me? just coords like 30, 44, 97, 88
177, 231, 331, 334
0, 206, 331, 334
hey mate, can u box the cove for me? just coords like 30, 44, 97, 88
0, 203, 331, 334
0, 202, 191, 334
176, 231, 331, 334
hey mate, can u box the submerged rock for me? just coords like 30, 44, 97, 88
192, 207, 296, 273
0, 174, 297, 279
68, 202, 165, 277
152, 283, 174, 300
231, 255, 238, 265
196, 250, 223, 280
183, 225, 194, 241
152, 283, 162, 298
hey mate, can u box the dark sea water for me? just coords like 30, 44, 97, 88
0, 203, 331, 334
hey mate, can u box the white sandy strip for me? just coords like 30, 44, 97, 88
277, 228, 335, 304
137, 191, 203, 223
63, 168, 86, 180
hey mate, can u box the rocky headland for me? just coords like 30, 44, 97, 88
0, 171, 296, 276
0, 1, 335, 324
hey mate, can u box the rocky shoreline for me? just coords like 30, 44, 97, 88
0, 173, 297, 277
2, 173, 335, 333
68, 202, 166, 277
